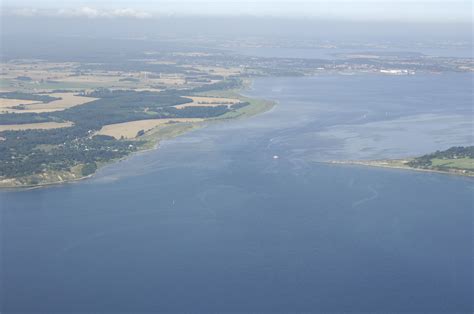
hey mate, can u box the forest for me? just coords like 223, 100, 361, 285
0, 80, 248, 180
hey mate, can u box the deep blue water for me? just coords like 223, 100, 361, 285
1, 74, 473, 312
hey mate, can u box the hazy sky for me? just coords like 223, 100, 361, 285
1, 0, 472, 22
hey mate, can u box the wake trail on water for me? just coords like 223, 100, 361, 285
352, 185, 379, 208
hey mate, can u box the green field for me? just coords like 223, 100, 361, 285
199, 89, 275, 120
431, 158, 474, 170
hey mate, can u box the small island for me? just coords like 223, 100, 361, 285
331, 146, 474, 177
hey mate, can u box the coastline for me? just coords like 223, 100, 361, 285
0, 86, 277, 190
328, 160, 474, 177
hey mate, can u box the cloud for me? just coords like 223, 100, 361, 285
57, 6, 153, 18
109, 8, 152, 19
6, 6, 153, 19
2, 1, 472, 22
8, 8, 40, 17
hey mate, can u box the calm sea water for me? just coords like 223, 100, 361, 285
1, 74, 473, 312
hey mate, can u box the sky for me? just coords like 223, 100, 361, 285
1, 0, 472, 22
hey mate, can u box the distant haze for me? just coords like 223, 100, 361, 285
1, 0, 473, 22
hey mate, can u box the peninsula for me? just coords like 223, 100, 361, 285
1, 41, 472, 188
331, 146, 474, 177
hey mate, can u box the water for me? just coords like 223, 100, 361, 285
1, 73, 473, 312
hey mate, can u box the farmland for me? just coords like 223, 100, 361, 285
98, 118, 204, 139
0, 93, 98, 113
0, 58, 268, 187
0, 121, 73, 132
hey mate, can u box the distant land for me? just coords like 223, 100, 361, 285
0, 41, 473, 188
331, 146, 474, 177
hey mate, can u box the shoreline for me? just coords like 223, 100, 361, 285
327, 160, 474, 178
0, 86, 277, 190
